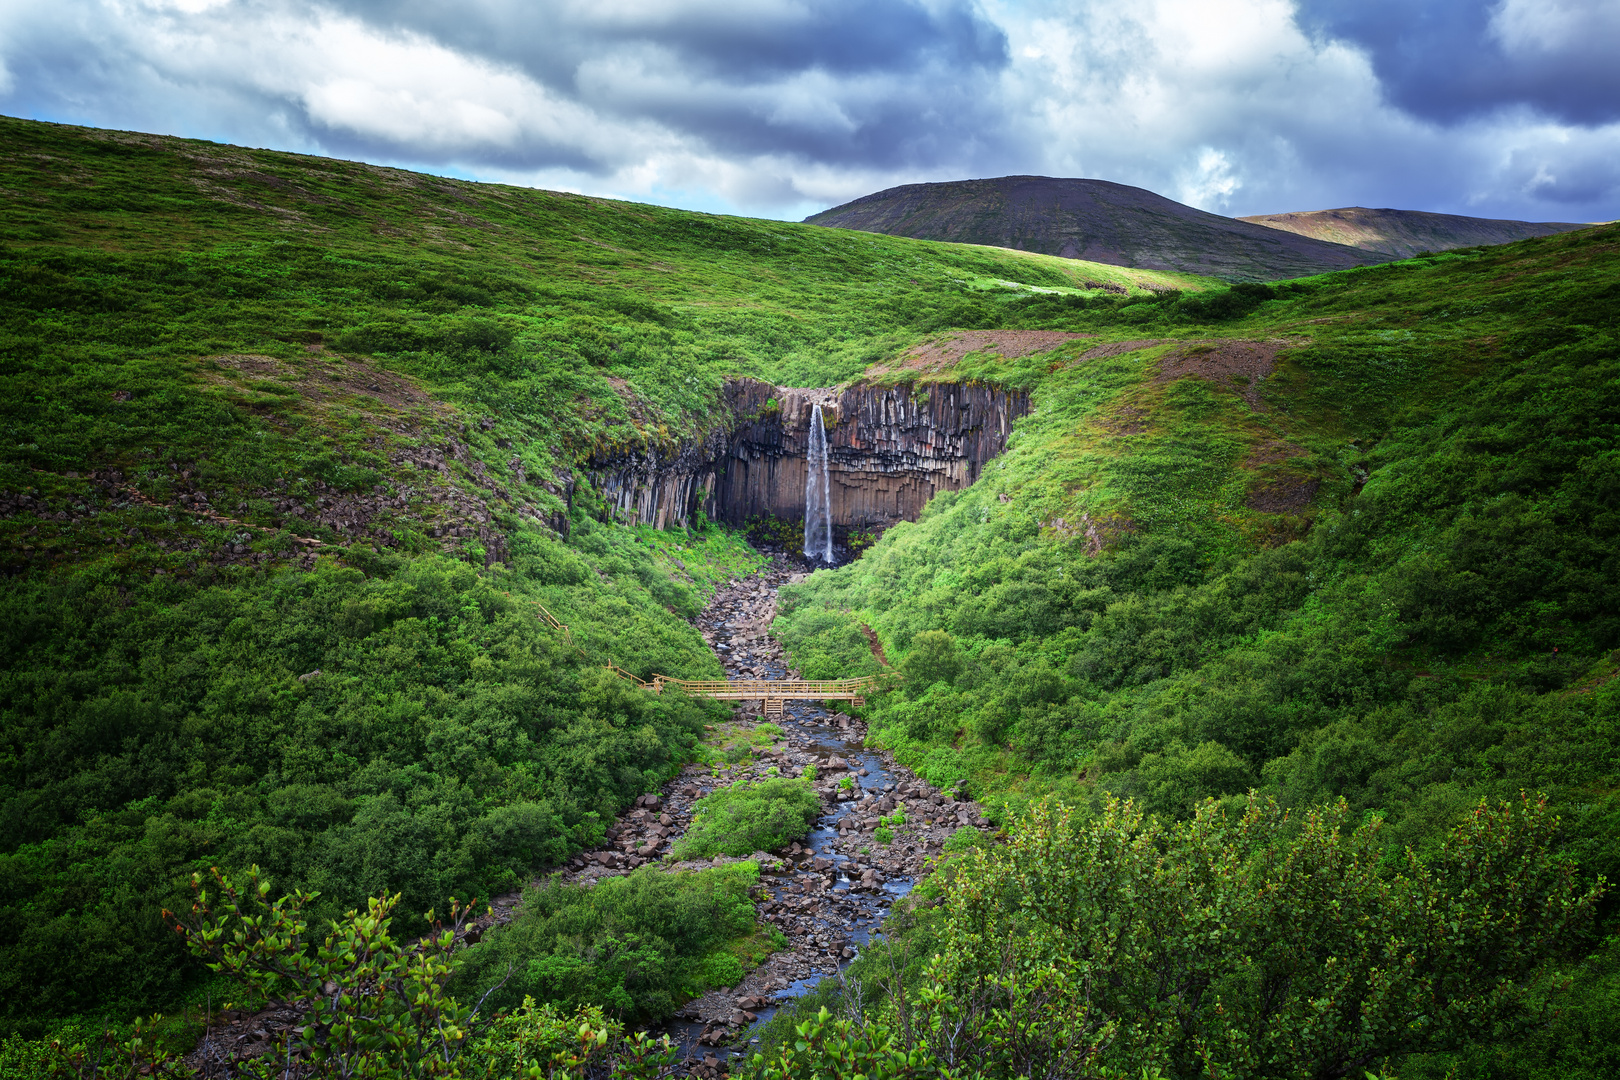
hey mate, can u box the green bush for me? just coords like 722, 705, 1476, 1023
900, 630, 961, 692
449, 862, 763, 1023
924, 794, 1601, 1080
671, 778, 822, 859
941, 827, 990, 854
466, 998, 675, 1080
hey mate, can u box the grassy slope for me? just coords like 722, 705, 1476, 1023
777, 224, 1619, 864
772, 227, 1620, 1075
0, 114, 1209, 1036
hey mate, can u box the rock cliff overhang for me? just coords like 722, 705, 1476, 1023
584, 378, 1030, 532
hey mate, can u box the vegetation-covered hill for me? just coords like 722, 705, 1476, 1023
779, 222, 1619, 846
803, 175, 1392, 280
2, 111, 1617, 1079
0, 114, 1201, 1037
1240, 205, 1592, 258
773, 222, 1620, 1076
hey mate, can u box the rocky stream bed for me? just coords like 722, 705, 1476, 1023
188, 556, 992, 1077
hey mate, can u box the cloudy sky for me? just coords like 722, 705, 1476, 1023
2, 0, 1617, 223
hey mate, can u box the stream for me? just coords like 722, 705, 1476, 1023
626, 558, 993, 1074
182, 558, 991, 1078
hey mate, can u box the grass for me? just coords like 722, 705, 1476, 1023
2, 111, 1617, 1077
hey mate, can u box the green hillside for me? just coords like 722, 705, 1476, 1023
1, 112, 1617, 1080
772, 224, 1620, 1076
781, 222, 1619, 847
0, 115, 1203, 1037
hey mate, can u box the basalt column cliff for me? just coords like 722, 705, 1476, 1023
584, 379, 1029, 533
713, 380, 1028, 530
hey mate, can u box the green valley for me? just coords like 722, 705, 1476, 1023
0, 113, 1616, 1080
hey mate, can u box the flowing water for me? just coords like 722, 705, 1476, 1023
802, 405, 834, 564
654, 564, 994, 1071
187, 563, 975, 1078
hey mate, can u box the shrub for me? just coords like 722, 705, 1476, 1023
672, 778, 822, 859
900, 630, 961, 692
930, 794, 1603, 1079
941, 827, 990, 854
450, 862, 762, 1023
467, 998, 675, 1080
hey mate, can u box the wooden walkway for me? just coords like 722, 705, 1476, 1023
513, 594, 878, 716
651, 676, 874, 716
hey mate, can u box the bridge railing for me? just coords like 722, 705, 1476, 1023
605, 665, 655, 688
650, 676, 881, 700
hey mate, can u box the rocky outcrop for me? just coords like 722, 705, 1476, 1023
582, 378, 1029, 534
587, 425, 731, 531
713, 380, 1028, 530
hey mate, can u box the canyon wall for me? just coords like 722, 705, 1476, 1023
583, 378, 1029, 532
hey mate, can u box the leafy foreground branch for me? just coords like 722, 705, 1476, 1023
45, 794, 1602, 1080
49, 867, 678, 1079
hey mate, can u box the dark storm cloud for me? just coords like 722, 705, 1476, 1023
315, 0, 1013, 166
1297, 0, 1620, 126
0, 0, 1615, 222
334, 0, 1009, 82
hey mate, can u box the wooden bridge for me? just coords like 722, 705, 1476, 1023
518, 595, 879, 717
651, 676, 876, 717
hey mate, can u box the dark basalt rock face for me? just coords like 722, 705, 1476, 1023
581, 378, 1028, 533
590, 425, 732, 531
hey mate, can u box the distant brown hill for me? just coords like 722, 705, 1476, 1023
802, 176, 1392, 282
1239, 207, 1591, 259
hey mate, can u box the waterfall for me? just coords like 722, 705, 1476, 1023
803, 404, 834, 563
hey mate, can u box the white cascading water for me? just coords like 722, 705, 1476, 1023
803, 404, 835, 563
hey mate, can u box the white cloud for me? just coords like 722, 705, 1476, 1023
1490, 0, 1620, 57
1177, 148, 1243, 210
0, 0, 1614, 222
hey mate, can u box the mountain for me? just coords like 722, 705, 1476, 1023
803, 175, 1394, 282
1239, 205, 1593, 258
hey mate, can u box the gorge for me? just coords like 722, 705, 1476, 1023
4, 116, 1616, 1080
589, 379, 1031, 551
